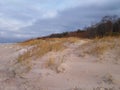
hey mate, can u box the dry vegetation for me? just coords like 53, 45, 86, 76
45, 54, 66, 73
14, 37, 79, 74
17, 37, 79, 63
4, 35, 120, 90
80, 36, 120, 57
15, 36, 120, 75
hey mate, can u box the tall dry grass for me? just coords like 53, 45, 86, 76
17, 37, 79, 63
81, 36, 120, 56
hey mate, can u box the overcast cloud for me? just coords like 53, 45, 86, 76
0, 0, 120, 42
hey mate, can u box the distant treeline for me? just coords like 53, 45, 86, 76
86, 15, 120, 38
37, 15, 120, 39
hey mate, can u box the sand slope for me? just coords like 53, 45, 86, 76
0, 39, 120, 90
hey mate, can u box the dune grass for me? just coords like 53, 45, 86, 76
82, 36, 120, 56
17, 37, 79, 63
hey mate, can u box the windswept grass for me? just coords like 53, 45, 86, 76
17, 37, 79, 63
81, 36, 120, 56
15, 37, 79, 74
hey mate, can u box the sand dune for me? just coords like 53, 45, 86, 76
0, 37, 120, 90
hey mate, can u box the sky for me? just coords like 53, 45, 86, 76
0, 0, 120, 42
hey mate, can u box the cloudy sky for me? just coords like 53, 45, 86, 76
0, 0, 120, 42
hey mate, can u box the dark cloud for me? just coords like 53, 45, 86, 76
21, 1, 120, 37
1, 0, 120, 42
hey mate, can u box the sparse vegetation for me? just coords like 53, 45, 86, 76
46, 56, 56, 69
17, 37, 79, 63
80, 36, 120, 57
45, 54, 67, 73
